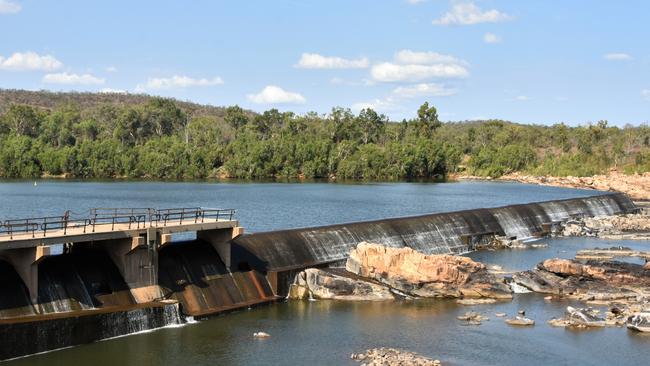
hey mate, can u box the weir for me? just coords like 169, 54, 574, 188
0, 193, 638, 359
231, 192, 637, 295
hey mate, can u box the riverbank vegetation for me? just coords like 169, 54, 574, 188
0, 89, 649, 180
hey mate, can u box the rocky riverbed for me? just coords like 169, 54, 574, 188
493, 171, 650, 201
512, 258, 650, 331
561, 214, 650, 240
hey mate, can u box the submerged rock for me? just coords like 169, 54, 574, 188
456, 298, 497, 305
288, 268, 395, 301
346, 242, 512, 300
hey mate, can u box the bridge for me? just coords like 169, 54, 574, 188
0, 207, 243, 304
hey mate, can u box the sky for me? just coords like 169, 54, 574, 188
0, 0, 648, 125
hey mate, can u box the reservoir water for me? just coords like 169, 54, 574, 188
1, 180, 649, 365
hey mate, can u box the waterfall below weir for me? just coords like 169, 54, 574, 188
231, 193, 637, 277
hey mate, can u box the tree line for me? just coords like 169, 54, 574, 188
0, 91, 649, 180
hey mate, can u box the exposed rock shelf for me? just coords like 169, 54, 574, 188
288, 242, 512, 301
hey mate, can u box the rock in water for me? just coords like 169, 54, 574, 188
505, 316, 535, 326
346, 242, 512, 299
627, 313, 650, 332
352, 348, 441, 365
288, 268, 395, 301
565, 306, 606, 327
253, 332, 270, 338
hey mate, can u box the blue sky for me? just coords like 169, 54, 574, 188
0, 0, 648, 125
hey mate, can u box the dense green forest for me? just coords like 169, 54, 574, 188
0, 89, 649, 180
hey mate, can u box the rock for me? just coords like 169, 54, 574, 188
253, 332, 270, 338
288, 268, 395, 301
457, 311, 489, 323
456, 298, 497, 305
505, 316, 535, 326
564, 306, 607, 327
346, 242, 513, 300
627, 312, 650, 332
352, 348, 440, 365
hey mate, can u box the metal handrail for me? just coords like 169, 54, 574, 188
0, 207, 236, 239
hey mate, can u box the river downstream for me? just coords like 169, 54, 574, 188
1, 180, 649, 365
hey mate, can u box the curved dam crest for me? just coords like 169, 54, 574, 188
231, 193, 636, 275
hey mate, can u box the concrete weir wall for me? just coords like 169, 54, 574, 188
231, 193, 637, 295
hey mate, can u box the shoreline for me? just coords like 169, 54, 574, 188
452, 172, 650, 201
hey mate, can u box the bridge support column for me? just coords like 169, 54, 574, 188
102, 233, 163, 303
197, 226, 244, 269
3, 246, 51, 304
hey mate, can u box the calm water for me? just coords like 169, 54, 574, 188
0, 180, 606, 232
2, 180, 649, 365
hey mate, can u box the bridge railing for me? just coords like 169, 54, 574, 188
0, 207, 236, 239
151, 208, 236, 227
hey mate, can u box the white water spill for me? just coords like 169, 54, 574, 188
509, 282, 532, 293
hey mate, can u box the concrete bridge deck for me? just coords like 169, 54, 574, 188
0, 207, 238, 249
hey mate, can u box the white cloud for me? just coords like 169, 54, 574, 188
604, 53, 632, 61
406, 0, 426, 4
371, 62, 468, 82
642, 89, 650, 101
43, 72, 105, 85
0, 0, 21, 14
433, 2, 512, 25
0, 51, 63, 71
392, 83, 457, 98
141, 75, 223, 90
247, 85, 306, 104
106, 66, 118, 72
394, 50, 466, 65
99, 88, 127, 94
296, 53, 369, 69
483, 33, 501, 44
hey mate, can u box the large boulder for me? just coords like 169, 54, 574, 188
346, 242, 512, 299
288, 268, 395, 301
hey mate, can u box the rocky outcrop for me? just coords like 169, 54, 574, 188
287, 268, 395, 301
562, 214, 650, 239
514, 258, 650, 301
346, 242, 512, 299
561, 214, 650, 239
497, 171, 650, 201
351, 348, 441, 366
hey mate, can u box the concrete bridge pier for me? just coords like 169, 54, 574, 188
101, 233, 164, 303
2, 246, 51, 304
197, 226, 244, 269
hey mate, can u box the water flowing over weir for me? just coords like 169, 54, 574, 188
231, 193, 637, 294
